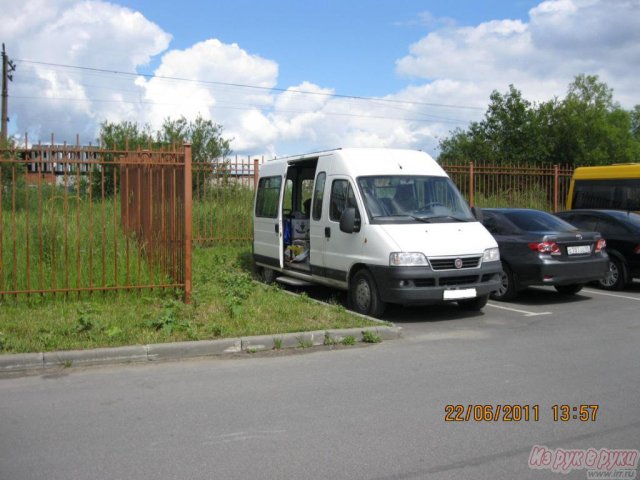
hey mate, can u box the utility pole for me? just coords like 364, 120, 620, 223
2, 44, 16, 144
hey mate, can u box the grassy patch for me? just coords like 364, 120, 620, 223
341, 335, 356, 346
362, 330, 382, 344
0, 244, 382, 354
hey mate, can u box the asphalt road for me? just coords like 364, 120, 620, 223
1, 284, 639, 480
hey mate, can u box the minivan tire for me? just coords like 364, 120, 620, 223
458, 294, 489, 311
598, 256, 627, 291
261, 267, 277, 284
349, 270, 386, 318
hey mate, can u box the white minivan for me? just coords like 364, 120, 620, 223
253, 148, 501, 317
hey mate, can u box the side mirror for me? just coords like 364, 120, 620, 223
471, 206, 484, 223
340, 208, 360, 233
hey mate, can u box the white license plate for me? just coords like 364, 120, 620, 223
443, 288, 477, 300
567, 245, 591, 255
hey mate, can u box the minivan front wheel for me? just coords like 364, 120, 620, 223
349, 270, 386, 318
458, 294, 489, 311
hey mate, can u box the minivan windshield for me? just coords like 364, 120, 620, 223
357, 175, 475, 223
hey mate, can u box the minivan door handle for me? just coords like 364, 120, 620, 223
275, 224, 279, 234
325, 227, 331, 238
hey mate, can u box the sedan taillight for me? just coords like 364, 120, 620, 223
595, 239, 606, 253
634, 245, 640, 255
528, 241, 561, 255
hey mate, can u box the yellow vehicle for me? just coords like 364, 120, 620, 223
567, 164, 640, 211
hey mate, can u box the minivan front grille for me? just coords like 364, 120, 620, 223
429, 256, 481, 271
439, 275, 479, 286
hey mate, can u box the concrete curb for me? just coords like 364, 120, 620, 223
44, 346, 148, 369
0, 325, 401, 375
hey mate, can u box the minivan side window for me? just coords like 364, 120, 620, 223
312, 172, 326, 221
329, 179, 358, 222
255, 176, 282, 218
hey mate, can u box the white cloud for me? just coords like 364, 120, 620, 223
396, 0, 640, 108
5, 0, 640, 157
5, 0, 170, 142
135, 38, 278, 139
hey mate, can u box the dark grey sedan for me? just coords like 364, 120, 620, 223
555, 209, 640, 290
481, 208, 609, 300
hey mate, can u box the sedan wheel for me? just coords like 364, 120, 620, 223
490, 262, 517, 301
598, 257, 626, 290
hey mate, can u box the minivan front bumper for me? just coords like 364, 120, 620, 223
369, 262, 503, 305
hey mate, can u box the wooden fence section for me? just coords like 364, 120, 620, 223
0, 142, 192, 301
441, 161, 574, 212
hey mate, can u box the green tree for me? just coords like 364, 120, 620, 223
157, 115, 232, 198
93, 121, 155, 197
439, 85, 550, 164
630, 105, 640, 140
554, 75, 638, 165
438, 74, 640, 166
94, 116, 232, 198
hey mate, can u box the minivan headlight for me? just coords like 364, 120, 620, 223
389, 252, 429, 267
483, 247, 500, 262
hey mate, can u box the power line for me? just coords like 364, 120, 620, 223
14, 58, 485, 112
12, 95, 468, 125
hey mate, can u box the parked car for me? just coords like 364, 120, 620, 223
480, 208, 609, 300
554, 210, 640, 290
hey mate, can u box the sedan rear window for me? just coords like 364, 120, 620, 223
503, 210, 578, 233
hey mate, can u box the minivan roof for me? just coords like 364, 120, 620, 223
262, 148, 447, 178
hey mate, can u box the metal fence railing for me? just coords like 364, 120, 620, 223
0, 140, 192, 301
441, 161, 574, 212
192, 156, 263, 245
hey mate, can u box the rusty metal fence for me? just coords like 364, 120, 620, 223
192, 156, 263, 244
0, 139, 191, 300
190, 157, 575, 244
441, 161, 574, 212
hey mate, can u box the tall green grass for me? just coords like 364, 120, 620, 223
1, 183, 168, 295
0, 245, 382, 354
192, 184, 255, 243
472, 187, 553, 210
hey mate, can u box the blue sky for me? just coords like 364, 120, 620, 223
119, 0, 540, 96
4, 0, 640, 157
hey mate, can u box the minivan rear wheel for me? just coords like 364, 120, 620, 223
349, 270, 386, 318
261, 267, 277, 284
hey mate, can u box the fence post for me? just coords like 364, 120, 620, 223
253, 158, 259, 189
183, 144, 193, 303
553, 164, 559, 212
469, 162, 474, 207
